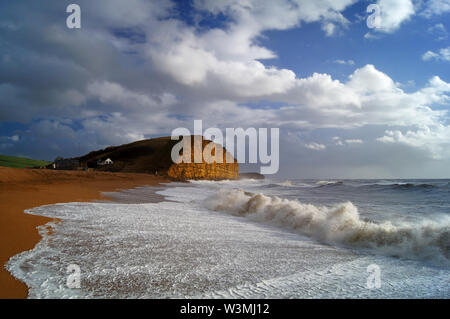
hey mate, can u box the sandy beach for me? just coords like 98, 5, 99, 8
0, 167, 168, 299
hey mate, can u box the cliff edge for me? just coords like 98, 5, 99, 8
74, 136, 238, 181
168, 136, 238, 180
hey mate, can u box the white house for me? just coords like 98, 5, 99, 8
97, 158, 114, 165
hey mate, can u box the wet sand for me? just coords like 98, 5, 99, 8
0, 167, 168, 299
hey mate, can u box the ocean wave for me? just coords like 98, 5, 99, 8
268, 180, 313, 187
204, 189, 450, 265
276, 180, 295, 187
360, 182, 440, 191
316, 180, 344, 187
188, 179, 264, 186
391, 183, 437, 189
265, 180, 313, 188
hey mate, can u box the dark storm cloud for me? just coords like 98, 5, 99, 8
0, 0, 449, 177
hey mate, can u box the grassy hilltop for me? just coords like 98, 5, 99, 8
0, 155, 50, 169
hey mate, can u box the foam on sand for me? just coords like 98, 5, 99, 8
5, 184, 450, 298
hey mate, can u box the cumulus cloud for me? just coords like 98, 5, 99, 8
193, 0, 355, 34
304, 142, 326, 151
332, 137, 363, 146
347, 64, 396, 92
334, 59, 355, 65
0, 0, 450, 177
428, 23, 448, 40
322, 23, 336, 36
371, 0, 415, 33
377, 125, 450, 159
421, 0, 450, 17
422, 47, 450, 62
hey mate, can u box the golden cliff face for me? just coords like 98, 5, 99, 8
168, 137, 239, 180
168, 162, 239, 180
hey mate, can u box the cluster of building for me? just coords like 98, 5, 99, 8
48, 158, 114, 170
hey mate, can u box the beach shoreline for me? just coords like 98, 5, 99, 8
0, 167, 168, 299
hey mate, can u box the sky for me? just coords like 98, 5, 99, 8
0, 0, 449, 178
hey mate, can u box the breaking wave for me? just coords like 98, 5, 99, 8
266, 180, 312, 188
276, 180, 295, 187
359, 181, 445, 190
316, 180, 343, 187
204, 189, 450, 265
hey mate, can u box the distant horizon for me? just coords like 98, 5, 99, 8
3, 151, 450, 180
2, 153, 450, 180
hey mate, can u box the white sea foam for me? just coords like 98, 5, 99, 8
5, 184, 450, 298
196, 255, 450, 299
5, 197, 360, 298
316, 180, 343, 186
188, 178, 267, 187
204, 188, 450, 265
276, 180, 295, 187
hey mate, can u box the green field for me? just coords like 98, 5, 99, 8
0, 154, 50, 169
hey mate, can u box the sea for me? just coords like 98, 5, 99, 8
6, 178, 450, 298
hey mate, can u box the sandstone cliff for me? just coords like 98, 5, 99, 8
168, 136, 238, 180
75, 136, 238, 181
